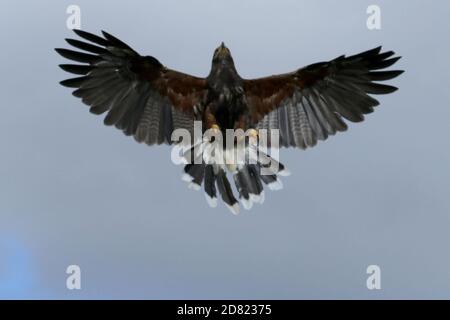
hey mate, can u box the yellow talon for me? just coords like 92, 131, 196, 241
248, 128, 258, 138
204, 124, 221, 143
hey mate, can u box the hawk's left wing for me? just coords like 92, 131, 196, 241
56, 30, 207, 145
243, 47, 403, 148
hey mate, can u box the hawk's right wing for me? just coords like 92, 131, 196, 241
56, 30, 207, 145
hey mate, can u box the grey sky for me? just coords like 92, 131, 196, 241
0, 0, 449, 299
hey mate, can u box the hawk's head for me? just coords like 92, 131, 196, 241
208, 42, 240, 81
212, 42, 234, 64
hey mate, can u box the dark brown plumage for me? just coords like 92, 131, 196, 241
56, 30, 403, 214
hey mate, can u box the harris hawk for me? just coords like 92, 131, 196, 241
56, 30, 403, 214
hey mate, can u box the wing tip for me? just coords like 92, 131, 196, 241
389, 86, 399, 93
72, 28, 84, 36
59, 79, 73, 87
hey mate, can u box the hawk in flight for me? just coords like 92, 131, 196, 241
56, 30, 403, 214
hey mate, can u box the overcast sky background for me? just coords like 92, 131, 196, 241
0, 0, 449, 299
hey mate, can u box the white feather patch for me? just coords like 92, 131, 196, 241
188, 182, 201, 191
241, 198, 253, 210
205, 194, 218, 208
181, 173, 193, 182
226, 203, 240, 215
259, 190, 265, 204
249, 193, 261, 204
278, 168, 291, 177
268, 179, 283, 191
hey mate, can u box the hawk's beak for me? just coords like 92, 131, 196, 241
218, 42, 228, 57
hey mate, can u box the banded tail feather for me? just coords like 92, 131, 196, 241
180, 143, 290, 214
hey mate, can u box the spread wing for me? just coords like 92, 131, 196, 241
56, 30, 207, 145
244, 47, 403, 148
